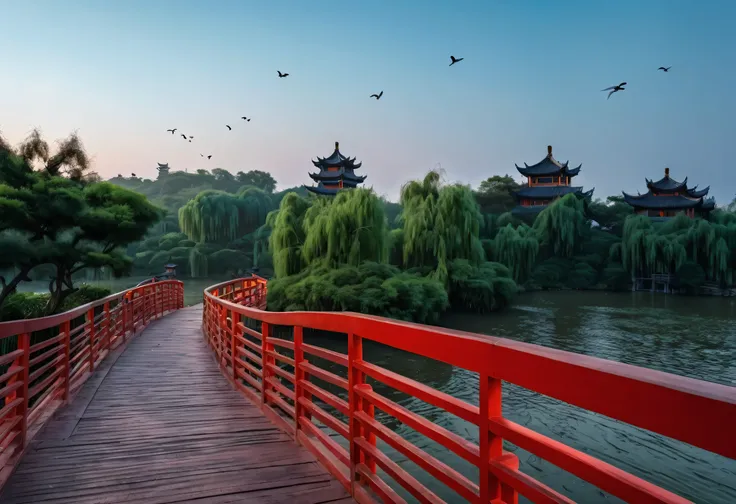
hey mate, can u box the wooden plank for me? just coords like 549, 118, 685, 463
0, 305, 354, 504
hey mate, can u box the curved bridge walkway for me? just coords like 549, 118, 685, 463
0, 305, 352, 504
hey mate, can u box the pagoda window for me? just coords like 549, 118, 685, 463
536, 176, 554, 184
327, 167, 339, 172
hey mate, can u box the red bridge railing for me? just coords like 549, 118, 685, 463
203, 276, 735, 504
0, 279, 184, 486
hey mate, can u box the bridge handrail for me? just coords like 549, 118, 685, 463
203, 276, 735, 504
0, 279, 184, 486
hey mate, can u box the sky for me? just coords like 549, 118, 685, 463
1, 0, 735, 204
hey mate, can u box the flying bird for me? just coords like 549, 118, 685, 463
658, 66, 672, 72
602, 82, 627, 99
241, 116, 251, 121
200, 154, 204, 157
166, 128, 177, 134
188, 135, 194, 139
370, 91, 384, 100
181, 133, 187, 139
207, 155, 212, 160
449, 56, 464, 66
277, 71, 289, 78
225, 125, 232, 130
131, 173, 136, 177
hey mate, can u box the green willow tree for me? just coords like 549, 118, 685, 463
399, 171, 485, 283
491, 224, 539, 283
268, 192, 311, 278
533, 193, 590, 258
178, 187, 272, 243
302, 189, 388, 267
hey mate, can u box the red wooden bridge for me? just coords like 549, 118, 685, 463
0, 277, 733, 503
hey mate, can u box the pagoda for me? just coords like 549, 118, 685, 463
511, 145, 594, 215
622, 167, 715, 219
156, 162, 170, 179
305, 142, 366, 196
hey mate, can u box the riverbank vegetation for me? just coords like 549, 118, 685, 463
3, 129, 736, 322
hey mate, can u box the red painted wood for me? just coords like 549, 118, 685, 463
204, 276, 736, 504
0, 280, 184, 490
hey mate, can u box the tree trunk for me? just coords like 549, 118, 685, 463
0, 267, 32, 315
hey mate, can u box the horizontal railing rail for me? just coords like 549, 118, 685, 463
0, 279, 184, 487
203, 276, 735, 504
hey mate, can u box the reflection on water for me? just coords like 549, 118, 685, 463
313, 291, 736, 503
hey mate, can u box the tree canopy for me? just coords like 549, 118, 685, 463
0, 140, 162, 315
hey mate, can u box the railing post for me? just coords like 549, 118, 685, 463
62, 320, 71, 403
17, 332, 30, 448
122, 296, 129, 342
260, 322, 272, 407
293, 325, 304, 436
87, 308, 96, 372
103, 301, 111, 352
480, 375, 515, 503
231, 315, 238, 382
348, 332, 374, 491
219, 305, 228, 369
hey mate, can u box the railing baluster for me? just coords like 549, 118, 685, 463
261, 322, 272, 406
87, 308, 95, 372
103, 302, 110, 354
293, 325, 304, 437
17, 332, 30, 449
62, 320, 71, 403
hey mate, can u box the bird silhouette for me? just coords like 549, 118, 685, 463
189, 135, 194, 139
241, 116, 251, 121
207, 155, 212, 160
166, 128, 177, 134
225, 125, 232, 130
658, 66, 672, 72
370, 91, 384, 100
449, 56, 464, 66
188, 140, 192, 143
277, 71, 289, 78
200, 154, 204, 157
602, 82, 627, 99
181, 133, 187, 139
131, 173, 136, 177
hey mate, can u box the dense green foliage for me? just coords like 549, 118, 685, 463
0, 132, 162, 316
0, 285, 111, 322
267, 261, 449, 324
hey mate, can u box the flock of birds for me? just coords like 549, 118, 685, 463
154, 56, 673, 171
603, 66, 672, 99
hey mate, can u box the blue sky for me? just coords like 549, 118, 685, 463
2, 0, 735, 203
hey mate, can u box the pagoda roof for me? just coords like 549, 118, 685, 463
621, 191, 713, 210
513, 185, 591, 201
308, 168, 367, 183
515, 145, 581, 177
313, 141, 362, 170
688, 186, 710, 198
305, 184, 341, 196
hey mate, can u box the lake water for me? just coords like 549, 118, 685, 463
308, 291, 736, 503
17, 278, 735, 502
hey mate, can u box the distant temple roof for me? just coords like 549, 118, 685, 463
312, 142, 363, 171
515, 145, 582, 178
513, 186, 593, 201
157, 162, 170, 170
308, 168, 366, 184
623, 168, 714, 211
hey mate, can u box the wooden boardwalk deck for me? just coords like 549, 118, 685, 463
0, 305, 353, 504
